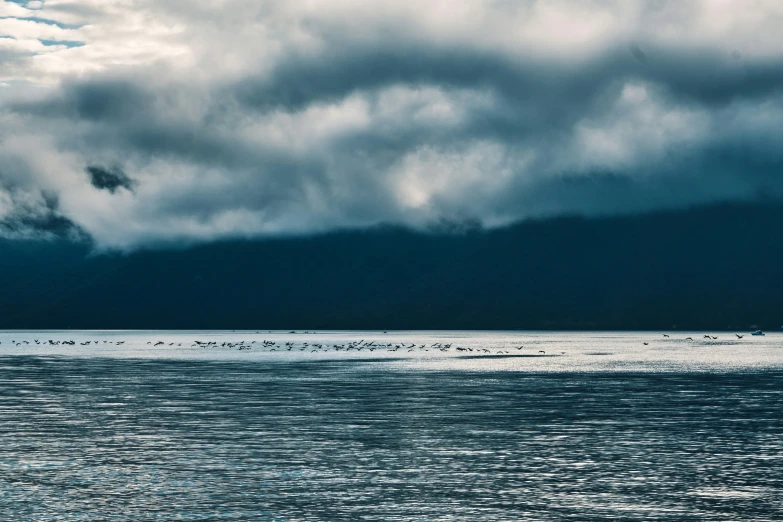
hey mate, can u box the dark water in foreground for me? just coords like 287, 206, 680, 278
1, 356, 782, 520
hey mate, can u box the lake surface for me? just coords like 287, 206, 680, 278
1, 331, 782, 520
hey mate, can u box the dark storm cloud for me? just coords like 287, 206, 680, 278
234, 46, 531, 111
3, 0, 783, 249
18, 79, 152, 122
86, 165, 135, 193
239, 41, 783, 115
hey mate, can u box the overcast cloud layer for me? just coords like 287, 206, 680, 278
2, 0, 783, 249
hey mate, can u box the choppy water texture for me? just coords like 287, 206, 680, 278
1, 331, 782, 520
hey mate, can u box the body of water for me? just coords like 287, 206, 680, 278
1, 331, 782, 520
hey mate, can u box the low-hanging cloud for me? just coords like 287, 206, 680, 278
2, 0, 783, 249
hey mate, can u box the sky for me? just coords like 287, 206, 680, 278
1, 0, 783, 250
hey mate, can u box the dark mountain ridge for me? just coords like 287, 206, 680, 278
1, 201, 781, 330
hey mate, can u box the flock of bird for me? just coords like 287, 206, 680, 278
0, 332, 756, 354
0, 337, 557, 355
641, 333, 746, 346
184, 339, 558, 355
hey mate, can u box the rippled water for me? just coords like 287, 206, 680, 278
1, 331, 782, 520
